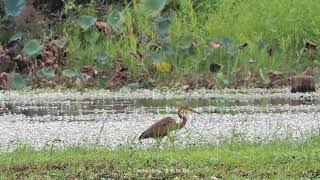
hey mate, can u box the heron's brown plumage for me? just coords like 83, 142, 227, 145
138, 107, 198, 140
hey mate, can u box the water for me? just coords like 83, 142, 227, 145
0, 89, 319, 150
0, 93, 317, 117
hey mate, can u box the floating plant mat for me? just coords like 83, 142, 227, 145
0, 89, 320, 151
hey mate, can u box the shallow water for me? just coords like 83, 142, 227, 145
0, 89, 320, 150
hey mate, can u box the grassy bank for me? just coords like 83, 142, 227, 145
60, 0, 320, 86
1, 0, 320, 90
1, 136, 320, 179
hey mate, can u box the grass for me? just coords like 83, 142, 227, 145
1, 135, 320, 179
59, 0, 320, 84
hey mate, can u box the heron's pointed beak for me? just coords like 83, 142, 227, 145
187, 107, 200, 114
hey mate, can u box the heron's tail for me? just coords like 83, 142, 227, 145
139, 131, 148, 140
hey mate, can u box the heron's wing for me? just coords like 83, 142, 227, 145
149, 117, 176, 129
139, 117, 176, 139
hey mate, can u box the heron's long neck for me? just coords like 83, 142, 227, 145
177, 108, 187, 129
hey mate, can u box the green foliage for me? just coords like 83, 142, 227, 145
37, 67, 55, 79
22, 40, 43, 59
4, 0, 26, 17
150, 53, 161, 64
79, 15, 97, 31
62, 69, 84, 80
107, 10, 125, 28
62, 69, 78, 78
178, 35, 193, 49
10, 73, 26, 90
9, 31, 22, 43
42, 29, 54, 40
162, 42, 174, 56
55, 37, 67, 48
259, 68, 270, 83
84, 29, 99, 44
96, 51, 109, 64
138, 0, 167, 17
154, 14, 174, 37
216, 72, 229, 85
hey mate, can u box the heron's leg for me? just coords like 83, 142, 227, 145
167, 133, 177, 147
155, 138, 162, 149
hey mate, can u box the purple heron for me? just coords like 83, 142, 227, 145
139, 106, 200, 140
